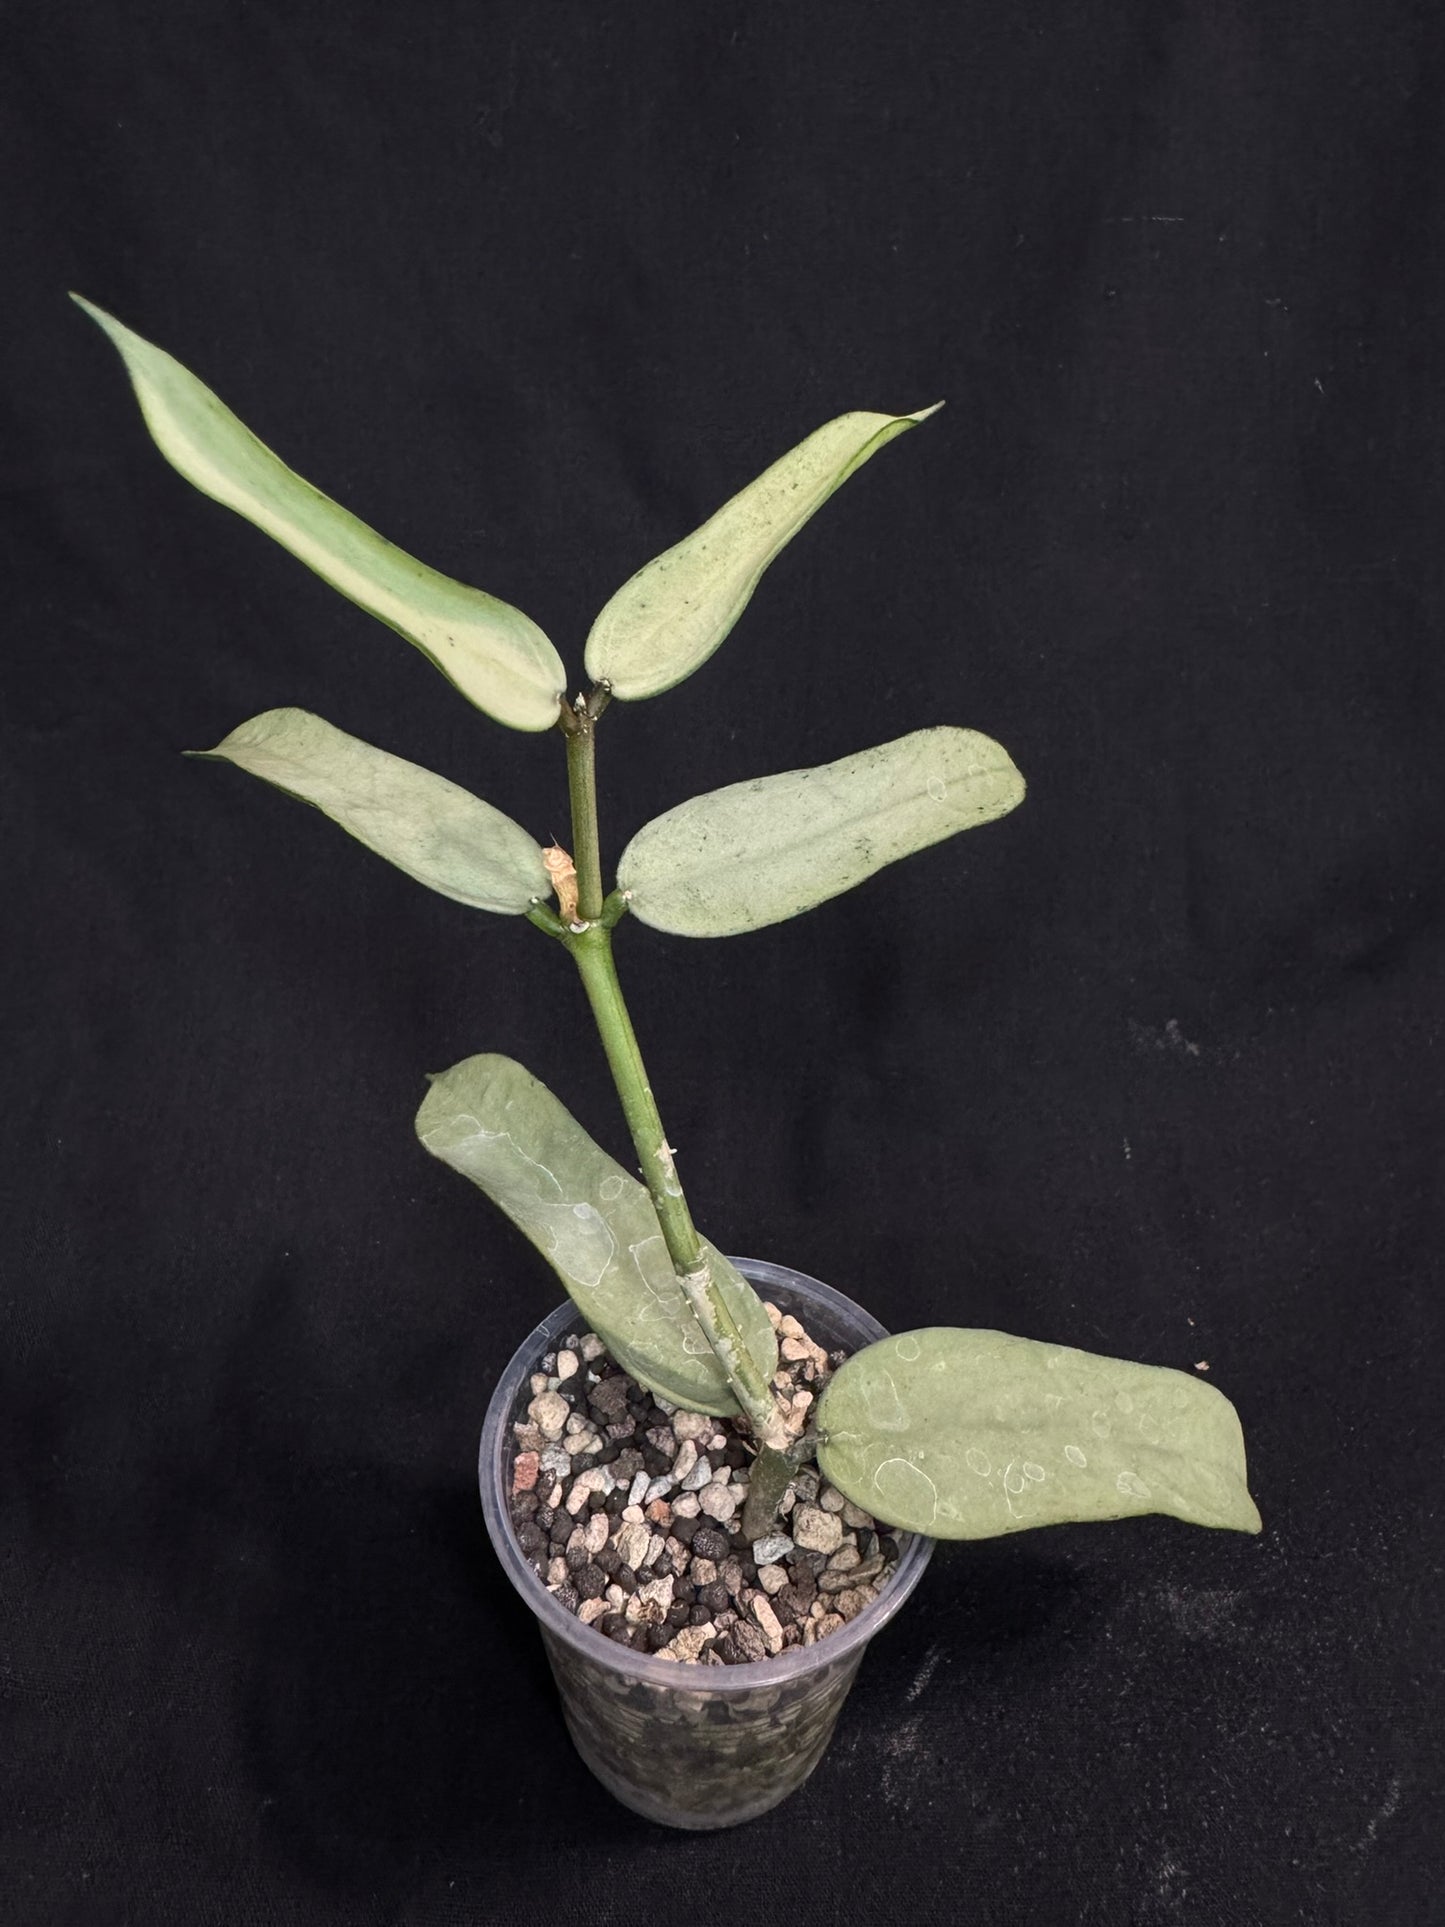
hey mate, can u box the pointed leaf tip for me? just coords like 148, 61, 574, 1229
198, 708, 549, 913
73, 295, 566, 731
584, 404, 941, 701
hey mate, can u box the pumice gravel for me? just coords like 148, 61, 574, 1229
507, 1299, 902, 1664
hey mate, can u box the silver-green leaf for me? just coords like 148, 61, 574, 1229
73, 295, 567, 732
616, 726, 1025, 937
192, 709, 549, 913
816, 1328, 1261, 1540
415, 1053, 778, 1414
584, 405, 941, 701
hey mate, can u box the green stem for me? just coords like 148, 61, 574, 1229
562, 708, 604, 923
551, 694, 791, 1478
565, 922, 789, 1451
526, 901, 567, 939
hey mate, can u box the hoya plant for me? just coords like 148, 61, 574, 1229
75, 295, 1261, 1558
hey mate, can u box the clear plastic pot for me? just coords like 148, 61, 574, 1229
479, 1256, 935, 1830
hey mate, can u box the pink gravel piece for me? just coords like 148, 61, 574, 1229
511, 1451, 540, 1495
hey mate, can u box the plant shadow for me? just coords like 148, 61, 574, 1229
927, 1537, 1105, 1656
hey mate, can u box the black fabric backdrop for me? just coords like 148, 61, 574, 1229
2, 4, 1442, 1922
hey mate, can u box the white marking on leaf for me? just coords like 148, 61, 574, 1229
872, 1455, 939, 1524
437, 1120, 565, 1203
536, 1201, 615, 1290
862, 1368, 908, 1432
628, 1236, 688, 1323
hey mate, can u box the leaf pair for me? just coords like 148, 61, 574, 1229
195, 704, 1025, 941
75, 295, 935, 724
80, 298, 1026, 931
417, 1053, 1261, 1540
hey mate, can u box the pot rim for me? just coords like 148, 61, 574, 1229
479, 1254, 936, 1695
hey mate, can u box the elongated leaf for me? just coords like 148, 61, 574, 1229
617, 726, 1024, 937
584, 405, 941, 700
416, 1054, 778, 1413
817, 1328, 1261, 1540
193, 709, 549, 913
73, 296, 567, 732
